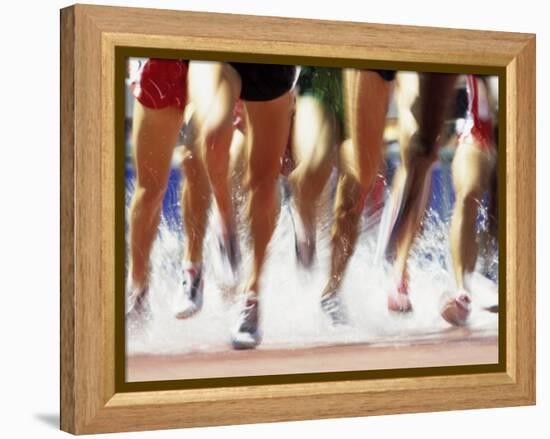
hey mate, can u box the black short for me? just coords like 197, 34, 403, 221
372, 69, 396, 82
228, 63, 297, 102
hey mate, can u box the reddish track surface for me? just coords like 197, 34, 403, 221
127, 334, 498, 382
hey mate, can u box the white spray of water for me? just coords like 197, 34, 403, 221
126, 179, 498, 355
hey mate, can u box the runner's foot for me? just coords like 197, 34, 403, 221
126, 284, 151, 320
231, 292, 261, 350
441, 290, 471, 326
321, 292, 349, 327
289, 201, 316, 269
387, 275, 413, 313
217, 223, 241, 277
173, 262, 204, 319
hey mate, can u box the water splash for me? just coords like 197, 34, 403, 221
126, 178, 498, 355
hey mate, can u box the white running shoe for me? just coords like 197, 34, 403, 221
173, 263, 204, 319
231, 293, 261, 350
320, 292, 349, 327
126, 284, 151, 321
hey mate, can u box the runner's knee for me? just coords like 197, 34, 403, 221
181, 148, 203, 177
133, 179, 166, 210
455, 186, 481, 212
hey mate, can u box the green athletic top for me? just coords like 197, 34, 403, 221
296, 66, 345, 138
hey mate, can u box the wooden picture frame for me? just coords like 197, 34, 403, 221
60, 4, 536, 434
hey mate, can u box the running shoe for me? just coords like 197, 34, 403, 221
320, 292, 349, 327
387, 275, 413, 313
217, 224, 241, 277
231, 293, 261, 350
173, 263, 204, 319
289, 200, 316, 269
441, 291, 471, 326
126, 285, 151, 320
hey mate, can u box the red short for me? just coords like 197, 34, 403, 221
460, 75, 494, 149
131, 59, 188, 111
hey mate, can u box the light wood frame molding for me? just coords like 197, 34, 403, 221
60, 4, 535, 434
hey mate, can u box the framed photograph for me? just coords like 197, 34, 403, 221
60, 4, 535, 434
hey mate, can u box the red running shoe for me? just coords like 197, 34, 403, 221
387, 274, 413, 313
441, 292, 472, 326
